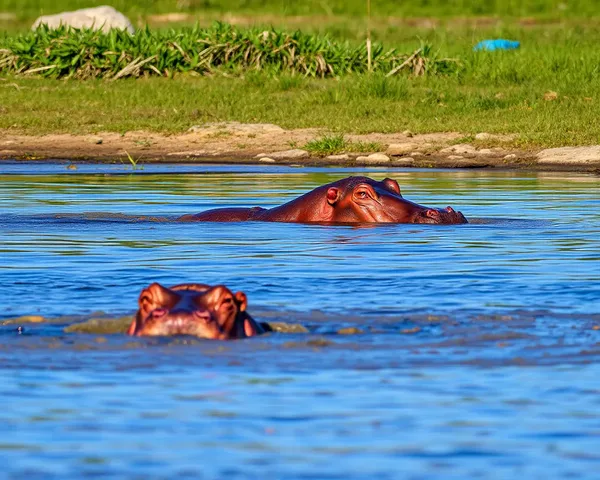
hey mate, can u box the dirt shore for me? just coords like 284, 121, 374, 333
1, 124, 599, 172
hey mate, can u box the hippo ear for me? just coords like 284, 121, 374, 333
234, 291, 248, 312
138, 283, 179, 318
383, 178, 402, 196
326, 187, 341, 205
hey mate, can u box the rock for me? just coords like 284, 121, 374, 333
258, 157, 276, 163
503, 154, 517, 160
32, 6, 135, 33
386, 143, 417, 156
439, 144, 477, 155
189, 122, 284, 136
402, 130, 414, 137
447, 155, 465, 160
256, 149, 309, 160
326, 154, 351, 161
543, 90, 558, 101
475, 132, 492, 141
355, 153, 390, 164
391, 157, 415, 166
537, 146, 600, 165
366, 153, 390, 162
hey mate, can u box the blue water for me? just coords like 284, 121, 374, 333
0, 162, 599, 478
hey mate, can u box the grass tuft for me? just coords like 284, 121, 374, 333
304, 133, 349, 155
304, 134, 384, 156
0, 23, 459, 79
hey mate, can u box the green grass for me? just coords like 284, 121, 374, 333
1, 64, 599, 148
0, 24, 456, 79
304, 134, 384, 155
4, 0, 600, 22
304, 134, 349, 155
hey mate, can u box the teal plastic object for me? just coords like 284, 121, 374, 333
474, 39, 520, 51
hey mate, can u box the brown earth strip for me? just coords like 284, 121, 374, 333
1, 124, 599, 172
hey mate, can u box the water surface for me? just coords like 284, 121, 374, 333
1, 162, 599, 478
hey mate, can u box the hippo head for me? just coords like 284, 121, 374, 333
326, 177, 468, 224
127, 283, 260, 339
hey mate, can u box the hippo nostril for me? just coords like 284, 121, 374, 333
152, 308, 167, 318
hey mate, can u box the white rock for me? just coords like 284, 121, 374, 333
32, 6, 135, 33
537, 146, 600, 165
447, 155, 465, 160
439, 144, 477, 155
258, 157, 276, 163
256, 149, 309, 160
402, 130, 414, 137
356, 153, 390, 163
367, 153, 390, 162
503, 154, 517, 160
386, 143, 417, 156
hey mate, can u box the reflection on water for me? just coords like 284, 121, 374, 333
0, 162, 599, 478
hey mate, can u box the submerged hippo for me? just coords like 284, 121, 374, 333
179, 176, 467, 224
127, 283, 266, 339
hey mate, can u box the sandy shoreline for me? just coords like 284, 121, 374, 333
1, 125, 599, 172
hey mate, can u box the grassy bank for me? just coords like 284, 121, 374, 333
2, 6, 600, 148
1, 65, 598, 147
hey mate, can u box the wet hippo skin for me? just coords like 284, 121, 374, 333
179, 176, 468, 225
127, 283, 267, 339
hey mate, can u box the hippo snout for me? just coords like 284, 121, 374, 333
415, 206, 468, 225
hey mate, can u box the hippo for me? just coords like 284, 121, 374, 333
179, 176, 467, 224
127, 283, 266, 339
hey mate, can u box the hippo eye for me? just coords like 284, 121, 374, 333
356, 190, 369, 199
